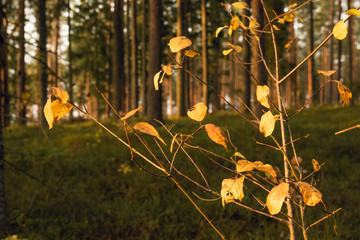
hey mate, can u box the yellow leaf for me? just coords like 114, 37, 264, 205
317, 69, 337, 77
283, 13, 294, 22
293, 11, 303, 23
168, 36, 192, 53
153, 70, 163, 91
121, 106, 143, 120
232, 2, 249, 10
236, 160, 256, 172
259, 111, 275, 137
44, 97, 54, 129
249, 18, 260, 29
289, 3, 298, 9
223, 49, 233, 56
256, 85, 270, 109
272, 25, 280, 31
230, 16, 240, 30
51, 87, 69, 104
312, 159, 321, 172
51, 99, 73, 121
221, 176, 245, 207
285, 38, 295, 49
266, 182, 289, 215
296, 182, 322, 206
233, 152, 246, 159
335, 81, 352, 107
184, 50, 200, 58
278, 18, 285, 24
161, 65, 173, 75
333, 20, 348, 40
133, 122, 166, 145
227, 42, 242, 53
254, 164, 277, 179
215, 26, 228, 37
228, 27, 233, 37
187, 102, 208, 122
346, 9, 360, 16
205, 124, 228, 151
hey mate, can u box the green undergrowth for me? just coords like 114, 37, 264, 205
3, 106, 360, 239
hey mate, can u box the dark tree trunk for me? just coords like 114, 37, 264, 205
17, 0, 26, 125
141, 0, 147, 114
242, 0, 251, 109
328, 0, 335, 103
201, 0, 208, 105
68, 0, 73, 118
337, 0, 342, 89
131, 0, 138, 109
176, 0, 185, 117
307, 0, 314, 107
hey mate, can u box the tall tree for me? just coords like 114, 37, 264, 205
176, 0, 185, 117
125, 0, 130, 111
328, 0, 335, 103
147, 0, 162, 123
67, 0, 73, 118
285, 21, 296, 108
201, 0, 208, 105
37, 0, 48, 125
242, 0, 251, 109
141, 0, 147, 114
50, 0, 60, 86
16, 0, 26, 125
112, 0, 125, 112
347, 0, 356, 102
130, 0, 138, 109
337, 0, 342, 89
307, 0, 314, 107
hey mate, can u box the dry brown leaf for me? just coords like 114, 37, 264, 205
255, 164, 277, 179
346, 9, 360, 16
51, 87, 69, 104
335, 80, 352, 107
259, 111, 276, 137
317, 69, 337, 77
266, 182, 289, 215
333, 20, 348, 40
184, 50, 200, 58
187, 102, 208, 122
161, 65, 173, 75
226, 42, 242, 53
312, 159, 321, 172
215, 26, 229, 37
256, 85, 270, 109
232, 2, 249, 10
223, 49, 233, 56
121, 107, 143, 120
236, 160, 255, 172
205, 124, 228, 151
133, 122, 166, 145
296, 182, 322, 206
168, 36, 192, 53
221, 176, 245, 207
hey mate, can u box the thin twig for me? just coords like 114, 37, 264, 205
306, 208, 342, 232
335, 124, 360, 135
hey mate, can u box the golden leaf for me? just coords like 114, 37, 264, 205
51, 99, 73, 121
283, 13, 294, 22
153, 70, 164, 91
335, 81, 352, 107
249, 18, 260, 29
215, 26, 229, 37
121, 107, 143, 120
161, 65, 173, 75
51, 87, 69, 104
266, 182, 289, 215
233, 152, 246, 159
227, 42, 242, 53
296, 182, 322, 206
272, 25, 280, 31
293, 11, 303, 23
317, 69, 337, 77
223, 49, 233, 56
256, 85, 270, 109
278, 18, 285, 24
230, 16, 240, 30
285, 38, 295, 49
184, 50, 200, 58
346, 9, 360, 16
333, 20, 348, 40
187, 102, 208, 122
259, 111, 275, 137
312, 159, 321, 172
232, 2, 249, 10
254, 164, 277, 179
168, 36, 192, 53
221, 176, 245, 207
205, 124, 228, 151
44, 97, 54, 129
133, 122, 166, 145
236, 160, 255, 172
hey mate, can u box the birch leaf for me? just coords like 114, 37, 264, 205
121, 107, 143, 120
227, 42, 242, 53
249, 18, 260, 29
184, 50, 200, 58
256, 85, 270, 108
346, 9, 360, 16
221, 177, 245, 207
259, 111, 275, 137
223, 49, 233, 56
233, 152, 246, 159
278, 18, 285, 24
266, 182, 289, 215
161, 65, 173, 75
335, 81, 352, 107
153, 70, 162, 91
272, 25, 280, 31
44, 97, 54, 129
317, 69, 337, 77
255, 164, 277, 179
312, 159, 321, 172
187, 102, 208, 122
333, 20, 348, 40
236, 160, 255, 172
215, 26, 229, 37
133, 122, 166, 145
283, 13, 294, 22
168, 36, 192, 53
205, 124, 228, 151
51, 87, 69, 104
296, 182, 322, 206
51, 100, 73, 121
232, 2, 249, 10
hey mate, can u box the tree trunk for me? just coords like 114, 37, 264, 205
16, 0, 26, 125
125, 0, 130, 112
50, 0, 59, 86
176, 0, 185, 117
113, 0, 125, 112
147, 0, 162, 123
131, 0, 138, 110
337, 0, 342, 88
37, 0, 48, 125
307, 0, 314, 107
141, 0, 147, 114
201, 0, 208, 105
68, 0, 73, 118
347, 0, 356, 103
328, 0, 335, 104
242, 0, 251, 109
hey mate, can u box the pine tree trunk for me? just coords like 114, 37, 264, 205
285, 21, 295, 108
67, 0, 73, 118
307, 0, 314, 107
17, 0, 26, 125
141, 0, 147, 115
242, 0, 251, 109
348, 0, 356, 103
131, 0, 138, 110
337, 0, 342, 88
50, 0, 59, 86
328, 0, 335, 104
125, 0, 130, 112
201, 0, 208, 105
176, 0, 185, 117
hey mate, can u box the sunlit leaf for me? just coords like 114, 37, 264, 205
283, 13, 294, 22
221, 176, 245, 207
133, 122, 166, 145
255, 164, 277, 179
296, 182, 322, 206
249, 18, 260, 29
121, 107, 143, 120
187, 102, 208, 122
51, 87, 69, 104
223, 49, 233, 56
278, 18, 285, 24
236, 160, 255, 172
285, 38, 295, 49
215, 26, 229, 37
259, 111, 276, 137
272, 24, 280, 31
335, 80, 352, 107
293, 11, 303, 23
312, 159, 321, 172
184, 50, 200, 58
256, 85, 270, 109
230, 16, 240, 30
289, 3, 298, 9
333, 20, 348, 40
266, 182, 289, 215
232, 2, 249, 10
317, 69, 337, 77
168, 36, 192, 53
233, 152, 246, 159
153, 70, 163, 91
227, 42, 242, 53
161, 65, 173, 75
346, 9, 360, 16
205, 124, 228, 151
51, 99, 73, 121
44, 97, 54, 129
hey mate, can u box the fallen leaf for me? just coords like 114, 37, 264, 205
335, 81, 352, 107
205, 124, 228, 151
168, 36, 192, 53
51, 87, 69, 104
161, 65, 173, 75
296, 182, 322, 206
232, 2, 249, 10
223, 49, 233, 56
266, 182, 289, 215
346, 9, 360, 16
215, 26, 229, 37
121, 107, 143, 120
256, 85, 270, 109
317, 69, 337, 77
133, 122, 166, 145
187, 102, 208, 122
312, 159, 321, 172
333, 20, 348, 40
184, 50, 200, 58
221, 176, 245, 207
259, 111, 275, 137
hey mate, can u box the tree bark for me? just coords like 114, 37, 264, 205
176, 0, 185, 117
50, 0, 59, 86
328, 0, 335, 104
337, 0, 342, 90
285, 21, 295, 108
147, 0, 163, 123
307, 0, 314, 107
347, 0, 356, 103
201, 0, 208, 106
242, 0, 251, 109
131, 0, 138, 110
68, 0, 73, 118
141, 0, 147, 114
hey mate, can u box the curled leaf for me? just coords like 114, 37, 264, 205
283, 13, 294, 22
232, 2, 249, 10
44, 97, 54, 129
296, 182, 322, 206
227, 42, 242, 53
278, 18, 285, 24
133, 122, 166, 145
205, 124, 228, 151
266, 182, 289, 215
184, 50, 200, 58
272, 25, 280, 31
256, 85, 270, 109
259, 111, 276, 137
312, 159, 321, 172
168, 36, 192, 53
221, 176, 245, 207
236, 160, 256, 172
233, 152, 246, 159
51, 87, 69, 104
333, 20, 348, 40
121, 107, 143, 120
187, 102, 208, 122
346, 9, 360, 16
223, 49, 233, 56
317, 70, 337, 77
335, 81, 352, 107
249, 18, 260, 29
255, 164, 277, 179
154, 70, 165, 91
161, 65, 173, 75
44, 97, 73, 130
215, 26, 229, 37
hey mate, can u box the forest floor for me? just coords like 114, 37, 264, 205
3, 106, 360, 240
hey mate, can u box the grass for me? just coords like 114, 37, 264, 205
3, 105, 360, 239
